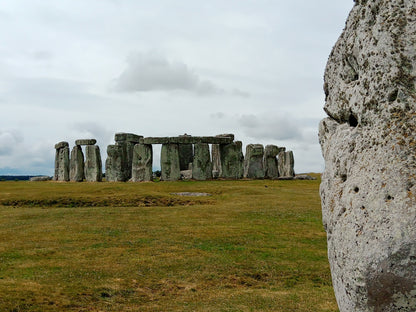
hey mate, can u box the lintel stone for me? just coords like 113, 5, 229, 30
140, 136, 233, 145
75, 139, 97, 146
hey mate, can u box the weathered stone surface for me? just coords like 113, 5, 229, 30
319, 1, 416, 311
54, 144, 69, 181
114, 133, 142, 143
220, 141, 244, 179
180, 170, 192, 180
263, 145, 285, 179
84, 145, 102, 182
160, 144, 180, 181
132, 144, 153, 182
105, 145, 126, 182
211, 134, 235, 178
30, 176, 52, 181
192, 143, 212, 180
70, 145, 85, 182
54, 141, 69, 150
75, 139, 96, 146
178, 135, 193, 171
140, 136, 233, 145
277, 151, 294, 178
244, 144, 264, 179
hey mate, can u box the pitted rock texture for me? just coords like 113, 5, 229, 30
319, 1, 416, 311
277, 151, 294, 178
105, 145, 126, 182
132, 143, 153, 182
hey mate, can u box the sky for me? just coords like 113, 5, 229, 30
0, 1, 354, 175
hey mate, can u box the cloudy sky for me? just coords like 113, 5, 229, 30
0, 1, 353, 175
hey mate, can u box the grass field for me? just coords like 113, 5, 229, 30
0, 175, 338, 312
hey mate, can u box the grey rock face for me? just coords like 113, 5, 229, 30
319, 1, 416, 311
75, 139, 97, 146
132, 144, 153, 182
244, 144, 265, 179
277, 151, 294, 178
54, 142, 69, 181
84, 145, 102, 182
105, 145, 126, 182
160, 144, 180, 181
263, 145, 285, 179
180, 169, 192, 180
114, 133, 142, 144
178, 135, 193, 171
192, 143, 212, 180
220, 141, 244, 179
70, 145, 85, 182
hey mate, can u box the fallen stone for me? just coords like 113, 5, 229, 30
75, 139, 97, 146
244, 144, 265, 179
180, 170, 192, 180
105, 145, 126, 182
30, 176, 52, 182
319, 1, 416, 311
131, 143, 153, 182
220, 141, 244, 179
277, 151, 294, 178
84, 145, 102, 182
294, 175, 317, 181
171, 192, 211, 197
192, 143, 212, 180
70, 145, 85, 182
160, 143, 181, 181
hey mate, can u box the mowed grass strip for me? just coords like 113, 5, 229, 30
0, 176, 338, 312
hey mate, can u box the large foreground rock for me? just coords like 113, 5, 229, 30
319, 1, 416, 311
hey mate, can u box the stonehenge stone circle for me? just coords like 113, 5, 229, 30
278, 151, 294, 178
192, 143, 212, 180
160, 143, 181, 181
244, 144, 265, 179
70, 145, 85, 182
105, 145, 126, 182
84, 145, 102, 182
319, 1, 416, 311
54, 141, 69, 181
263, 145, 284, 179
220, 141, 244, 179
132, 143, 153, 182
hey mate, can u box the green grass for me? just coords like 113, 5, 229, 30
0, 175, 338, 311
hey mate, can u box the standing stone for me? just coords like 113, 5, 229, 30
192, 143, 212, 180
70, 145, 85, 182
319, 1, 416, 311
263, 145, 284, 179
84, 145, 102, 182
212, 134, 235, 178
178, 134, 193, 170
132, 144, 153, 182
54, 141, 69, 182
244, 144, 265, 179
277, 151, 294, 178
114, 133, 143, 181
160, 144, 180, 181
105, 145, 125, 182
220, 141, 244, 179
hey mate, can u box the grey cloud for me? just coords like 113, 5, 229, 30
238, 114, 302, 141
114, 52, 224, 95
0, 130, 23, 155
210, 112, 225, 119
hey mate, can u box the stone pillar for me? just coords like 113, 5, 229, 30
54, 141, 70, 181
160, 143, 180, 181
263, 145, 285, 179
178, 134, 193, 171
192, 143, 212, 180
212, 134, 235, 179
84, 145, 102, 182
114, 133, 143, 181
244, 144, 265, 179
105, 145, 125, 182
132, 143, 153, 182
70, 145, 85, 182
277, 151, 294, 178
220, 141, 244, 179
